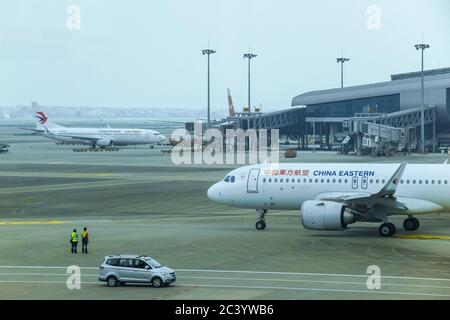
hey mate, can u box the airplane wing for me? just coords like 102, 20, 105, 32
317, 163, 408, 210
42, 126, 100, 144
20, 127, 44, 133
52, 133, 100, 143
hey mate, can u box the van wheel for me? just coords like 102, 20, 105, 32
107, 276, 118, 287
152, 277, 163, 288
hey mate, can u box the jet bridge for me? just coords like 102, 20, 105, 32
347, 106, 437, 155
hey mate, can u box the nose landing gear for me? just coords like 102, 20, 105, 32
255, 209, 267, 230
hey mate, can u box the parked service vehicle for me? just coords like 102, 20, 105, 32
0, 144, 9, 153
99, 255, 176, 288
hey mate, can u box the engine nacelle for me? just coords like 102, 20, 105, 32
301, 200, 357, 231
96, 138, 113, 147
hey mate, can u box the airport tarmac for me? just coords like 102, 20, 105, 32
1, 125, 450, 299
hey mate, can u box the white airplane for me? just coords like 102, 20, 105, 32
207, 162, 450, 237
30, 112, 166, 148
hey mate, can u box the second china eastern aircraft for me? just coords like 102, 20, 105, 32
207, 163, 450, 237
31, 112, 166, 148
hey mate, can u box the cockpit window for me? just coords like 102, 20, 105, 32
224, 175, 235, 183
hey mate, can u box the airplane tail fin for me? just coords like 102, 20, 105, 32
34, 111, 64, 130
227, 88, 236, 117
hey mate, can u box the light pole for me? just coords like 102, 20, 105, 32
243, 53, 257, 111
414, 43, 430, 154
336, 57, 350, 88
202, 49, 216, 127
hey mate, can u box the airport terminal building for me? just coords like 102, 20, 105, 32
292, 68, 450, 152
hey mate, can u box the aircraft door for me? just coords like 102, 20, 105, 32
361, 176, 368, 189
247, 169, 260, 193
352, 176, 358, 189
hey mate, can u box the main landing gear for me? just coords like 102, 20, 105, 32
255, 209, 267, 230
379, 223, 396, 237
403, 217, 420, 231
378, 217, 420, 237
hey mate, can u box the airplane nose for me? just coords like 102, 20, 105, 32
207, 183, 220, 202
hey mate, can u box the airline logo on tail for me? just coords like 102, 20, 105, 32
35, 112, 48, 125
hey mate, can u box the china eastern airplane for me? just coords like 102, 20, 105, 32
207, 162, 450, 237
27, 112, 166, 148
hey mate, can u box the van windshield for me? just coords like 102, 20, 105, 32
145, 258, 162, 268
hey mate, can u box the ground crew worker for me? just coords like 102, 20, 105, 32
70, 229, 78, 254
81, 227, 89, 254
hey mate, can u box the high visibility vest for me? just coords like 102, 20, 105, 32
82, 231, 88, 240
71, 232, 78, 242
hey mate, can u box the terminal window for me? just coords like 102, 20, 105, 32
306, 94, 400, 117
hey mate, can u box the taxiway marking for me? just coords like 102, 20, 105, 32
396, 234, 450, 241
0, 280, 448, 298
1, 266, 450, 282
0, 220, 66, 225
2, 273, 450, 290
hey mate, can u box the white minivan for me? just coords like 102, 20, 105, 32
99, 255, 176, 288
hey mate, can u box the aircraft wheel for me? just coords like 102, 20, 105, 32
403, 217, 420, 231
379, 223, 396, 237
255, 220, 266, 230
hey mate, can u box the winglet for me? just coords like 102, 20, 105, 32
376, 163, 407, 197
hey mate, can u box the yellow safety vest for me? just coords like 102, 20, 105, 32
82, 231, 88, 240
71, 232, 78, 242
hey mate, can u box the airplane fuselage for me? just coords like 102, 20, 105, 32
44, 127, 166, 146
207, 163, 450, 215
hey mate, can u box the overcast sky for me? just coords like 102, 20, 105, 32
0, 0, 449, 111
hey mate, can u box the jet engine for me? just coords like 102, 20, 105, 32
96, 139, 113, 147
301, 200, 358, 231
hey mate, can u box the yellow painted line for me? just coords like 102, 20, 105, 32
0, 220, 66, 225
71, 173, 113, 177
396, 234, 450, 241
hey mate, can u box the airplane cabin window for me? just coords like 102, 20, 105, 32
438, 180, 441, 184
292, 179, 295, 183
263, 178, 266, 183
382, 180, 386, 184
425, 180, 428, 184
370, 179, 373, 184
419, 180, 422, 184
280, 179, 283, 183
413, 180, 416, 184
431, 180, 435, 184
376, 179, 379, 184
268, 178, 272, 183
274, 179, 278, 183
445, 180, 448, 184
326, 179, 330, 183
